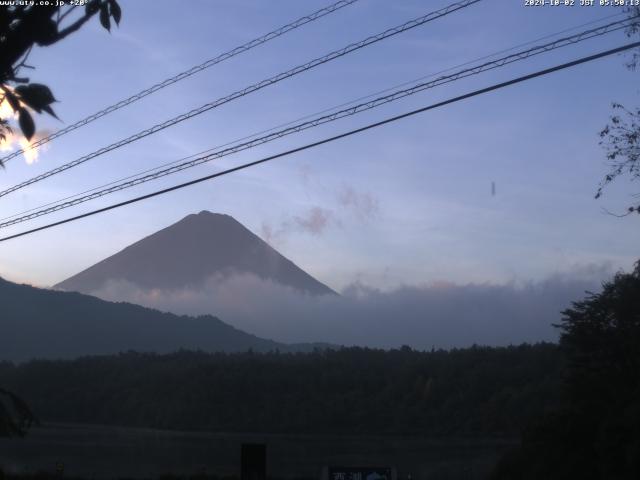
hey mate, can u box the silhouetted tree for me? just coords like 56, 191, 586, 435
0, 1, 121, 162
0, 387, 36, 437
491, 263, 640, 479
596, 7, 640, 214
556, 261, 640, 477
624, 7, 640, 71
0, 1, 121, 436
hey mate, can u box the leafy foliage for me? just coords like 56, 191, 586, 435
0, 344, 564, 436
624, 7, 640, 71
0, 0, 121, 162
0, 388, 36, 437
0, 0, 121, 436
491, 263, 640, 479
598, 103, 640, 214
596, 7, 640, 214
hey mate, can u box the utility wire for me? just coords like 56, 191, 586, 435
0, 0, 482, 199
0, 16, 633, 229
0, 8, 627, 224
0, 0, 360, 165
2, 9, 624, 224
1, 14, 633, 225
11, 7, 627, 222
1, 40, 638, 243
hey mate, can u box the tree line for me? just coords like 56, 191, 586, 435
0, 343, 563, 436
491, 263, 640, 479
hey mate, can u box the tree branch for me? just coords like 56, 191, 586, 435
57, 5, 77, 25
48, 7, 100, 44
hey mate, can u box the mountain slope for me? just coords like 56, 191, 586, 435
0, 277, 294, 362
55, 211, 335, 295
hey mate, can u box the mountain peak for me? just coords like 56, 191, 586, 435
198, 210, 223, 216
180, 210, 232, 222
194, 210, 230, 219
55, 212, 336, 296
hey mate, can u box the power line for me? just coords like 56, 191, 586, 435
7, 12, 620, 226
4, 9, 622, 223
0, 0, 360, 165
0, 0, 482, 199
9, 10, 628, 203
0, 15, 633, 229
328, 10, 628, 109
1, 40, 637, 243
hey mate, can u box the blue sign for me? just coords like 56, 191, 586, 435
328, 467, 393, 480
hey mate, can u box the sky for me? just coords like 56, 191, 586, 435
0, 0, 638, 294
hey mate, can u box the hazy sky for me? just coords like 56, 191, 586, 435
0, 0, 638, 291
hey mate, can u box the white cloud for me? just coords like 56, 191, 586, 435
87, 265, 611, 349
337, 185, 380, 221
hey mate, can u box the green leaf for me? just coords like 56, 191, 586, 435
18, 108, 35, 141
109, 0, 122, 25
99, 4, 111, 31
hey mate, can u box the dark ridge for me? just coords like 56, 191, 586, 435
0, 277, 326, 362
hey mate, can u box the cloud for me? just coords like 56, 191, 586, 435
87, 265, 611, 350
260, 186, 379, 245
260, 222, 278, 244
293, 207, 335, 235
337, 185, 379, 220
261, 206, 337, 245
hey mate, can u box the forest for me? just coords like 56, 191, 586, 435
0, 343, 563, 436
3, 264, 638, 479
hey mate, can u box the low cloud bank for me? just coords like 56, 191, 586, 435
88, 265, 612, 350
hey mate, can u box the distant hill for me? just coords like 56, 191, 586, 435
0, 277, 322, 362
55, 211, 335, 296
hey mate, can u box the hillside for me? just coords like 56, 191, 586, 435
0, 277, 298, 362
